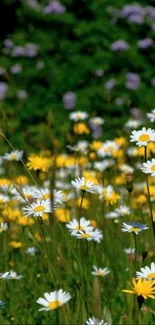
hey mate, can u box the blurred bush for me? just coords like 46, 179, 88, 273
0, 0, 155, 152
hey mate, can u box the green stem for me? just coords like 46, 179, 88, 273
79, 190, 85, 222
144, 146, 155, 240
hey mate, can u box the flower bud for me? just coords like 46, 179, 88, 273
125, 172, 133, 192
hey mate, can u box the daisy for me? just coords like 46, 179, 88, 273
67, 141, 88, 153
122, 278, 155, 299
124, 248, 135, 254
3, 150, 23, 161
141, 159, 155, 176
8, 271, 23, 280
115, 205, 130, 216
125, 119, 142, 129
0, 222, 8, 233
84, 317, 109, 325
121, 222, 149, 235
89, 117, 104, 126
130, 127, 155, 147
0, 194, 9, 203
69, 111, 88, 122
34, 188, 64, 204
66, 217, 93, 234
71, 177, 97, 193
147, 109, 155, 123
92, 265, 110, 277
136, 263, 155, 280
25, 247, 38, 256
13, 185, 36, 203
72, 228, 103, 243
0, 272, 11, 280
94, 160, 115, 172
37, 289, 71, 311
23, 199, 52, 217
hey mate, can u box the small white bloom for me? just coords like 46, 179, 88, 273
130, 127, 155, 147
37, 289, 71, 311
89, 117, 104, 126
23, 199, 52, 217
84, 317, 109, 325
115, 205, 130, 216
124, 248, 135, 254
91, 265, 110, 277
121, 222, 149, 235
147, 109, 155, 122
3, 150, 23, 161
0, 222, 8, 233
136, 262, 155, 280
66, 217, 93, 234
72, 228, 103, 243
71, 177, 97, 193
69, 111, 88, 121
141, 159, 155, 176
25, 247, 38, 255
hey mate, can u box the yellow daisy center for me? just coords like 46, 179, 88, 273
80, 185, 89, 191
33, 205, 45, 212
151, 165, 155, 172
139, 134, 150, 142
148, 272, 155, 279
48, 300, 62, 310
130, 227, 140, 232
10, 153, 17, 159
76, 113, 82, 119
76, 225, 84, 231
98, 270, 104, 276
82, 233, 91, 239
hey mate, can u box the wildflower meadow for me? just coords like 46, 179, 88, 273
0, 1, 155, 325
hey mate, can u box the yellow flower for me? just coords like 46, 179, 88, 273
55, 208, 71, 223
104, 192, 120, 205
34, 232, 42, 242
76, 197, 89, 209
27, 155, 52, 172
89, 152, 96, 161
17, 217, 35, 226
0, 178, 11, 186
9, 241, 23, 249
90, 141, 102, 151
73, 123, 90, 135
14, 175, 29, 185
56, 155, 67, 168
115, 137, 127, 146
122, 278, 155, 299
90, 219, 97, 228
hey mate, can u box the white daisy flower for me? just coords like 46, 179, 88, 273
115, 205, 130, 216
0, 272, 11, 280
13, 185, 36, 203
34, 188, 64, 204
94, 159, 115, 172
105, 211, 119, 219
25, 247, 38, 256
0, 194, 9, 203
69, 111, 88, 121
66, 217, 93, 234
23, 199, 52, 217
124, 248, 135, 254
91, 265, 110, 277
67, 141, 88, 154
119, 164, 134, 173
0, 222, 8, 233
9, 271, 23, 280
72, 228, 103, 243
84, 317, 109, 325
141, 159, 155, 176
37, 289, 71, 311
71, 177, 97, 193
89, 117, 104, 126
3, 150, 23, 161
136, 262, 155, 280
121, 222, 149, 235
97, 141, 119, 158
125, 119, 142, 129
147, 109, 155, 123
130, 127, 155, 147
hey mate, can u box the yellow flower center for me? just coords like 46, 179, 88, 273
80, 185, 89, 191
148, 272, 155, 279
98, 270, 104, 276
139, 134, 150, 142
48, 300, 62, 310
151, 165, 155, 172
10, 153, 17, 159
76, 113, 82, 119
81, 233, 91, 239
76, 225, 84, 231
130, 227, 140, 232
33, 205, 45, 212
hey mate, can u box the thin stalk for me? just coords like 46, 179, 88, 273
79, 190, 85, 221
144, 146, 155, 240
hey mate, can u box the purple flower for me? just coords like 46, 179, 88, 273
126, 73, 140, 90
137, 38, 153, 49
90, 124, 103, 139
3, 39, 14, 48
105, 79, 116, 90
94, 69, 104, 77
25, 43, 38, 57
130, 107, 142, 119
110, 40, 129, 51
11, 46, 25, 57
10, 64, 22, 74
128, 14, 144, 24
121, 4, 144, 18
63, 91, 77, 110
44, 1, 66, 14
0, 82, 8, 100
145, 6, 155, 19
